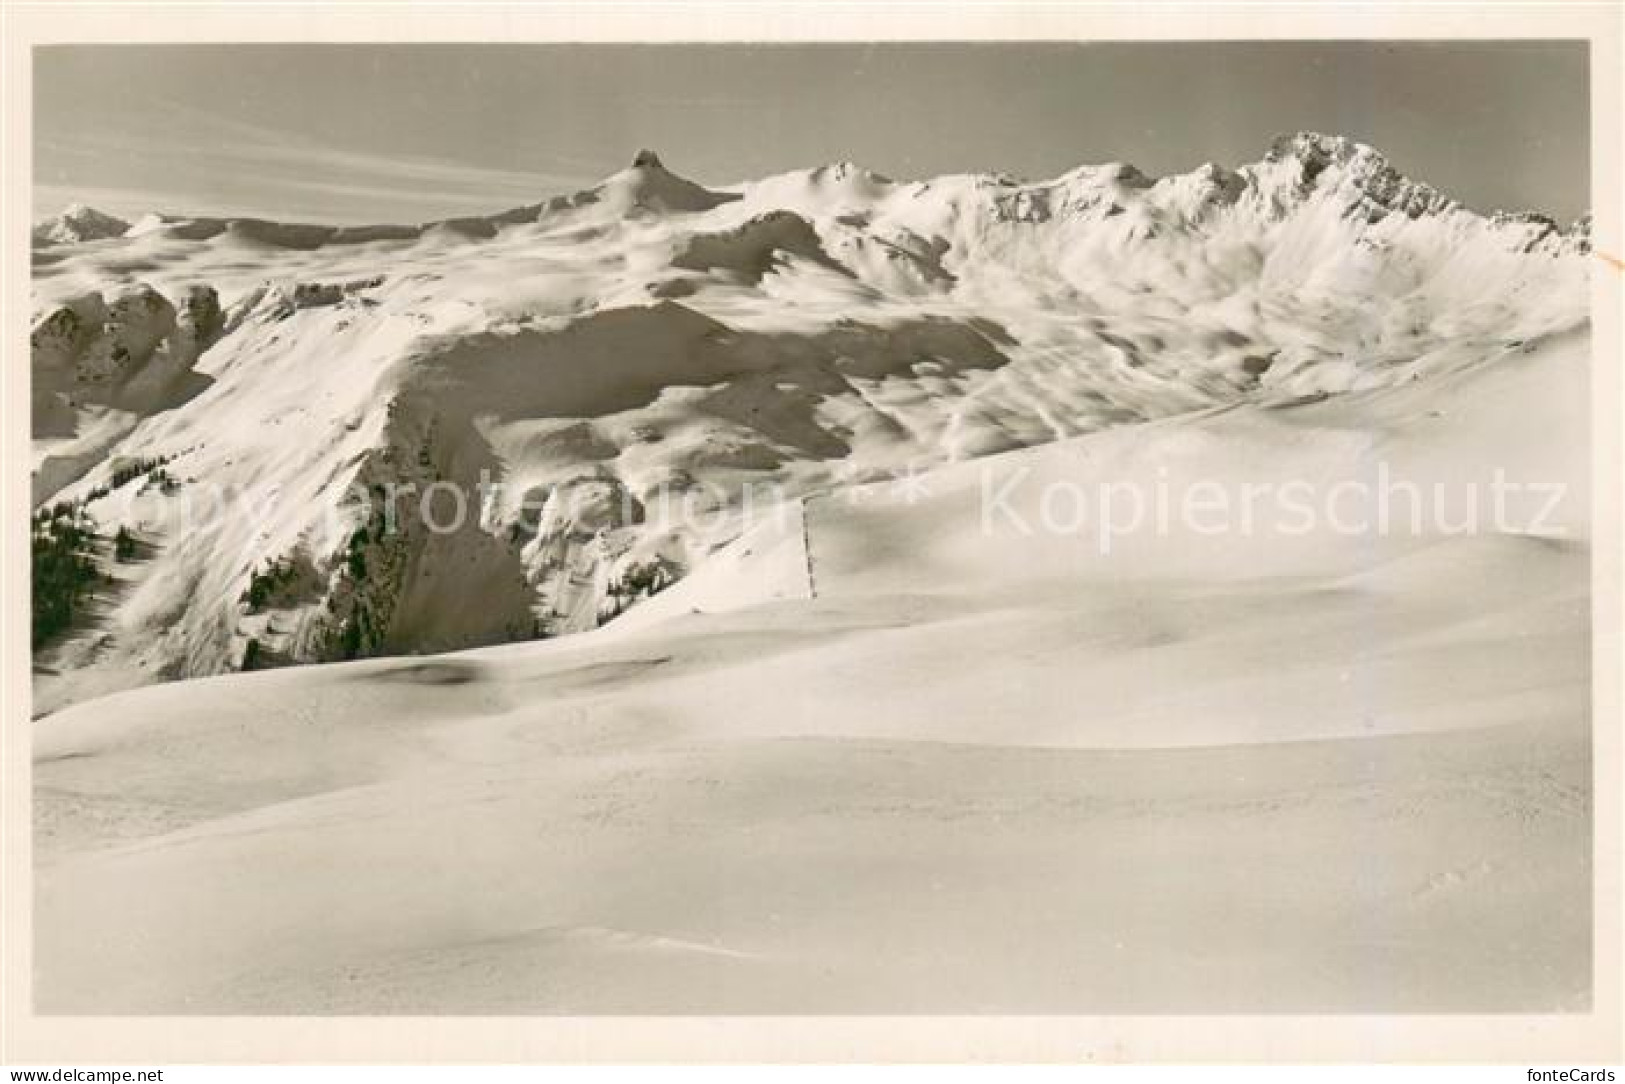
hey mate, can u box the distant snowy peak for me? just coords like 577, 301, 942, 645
964, 131, 1587, 252
593, 149, 740, 214
1244, 131, 1457, 220
1488, 209, 1592, 255
1210, 132, 1588, 248
32, 203, 131, 247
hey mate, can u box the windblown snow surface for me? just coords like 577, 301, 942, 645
31, 134, 1592, 1012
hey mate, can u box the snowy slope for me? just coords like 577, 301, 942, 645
30, 133, 1590, 711
32, 331, 1590, 1012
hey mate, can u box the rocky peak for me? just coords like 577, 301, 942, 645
32, 204, 132, 247
1256, 131, 1454, 220
1265, 131, 1370, 170
596, 150, 739, 215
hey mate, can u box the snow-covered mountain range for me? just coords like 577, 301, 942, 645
29, 133, 1590, 711
29, 132, 1595, 1014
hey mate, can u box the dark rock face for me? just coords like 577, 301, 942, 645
632, 149, 665, 169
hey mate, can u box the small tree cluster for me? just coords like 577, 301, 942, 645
241, 555, 300, 612
346, 526, 369, 579
598, 557, 677, 625
113, 525, 137, 562
141, 467, 180, 494
109, 455, 172, 489
83, 455, 175, 503
317, 516, 389, 661
319, 603, 379, 662
32, 504, 100, 648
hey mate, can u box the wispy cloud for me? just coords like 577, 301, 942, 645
35, 99, 601, 223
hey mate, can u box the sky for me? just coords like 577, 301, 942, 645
34, 42, 1590, 225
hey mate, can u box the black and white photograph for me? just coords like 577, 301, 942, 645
3, 2, 1621, 1072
